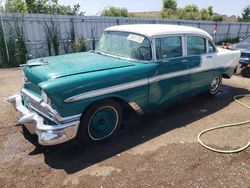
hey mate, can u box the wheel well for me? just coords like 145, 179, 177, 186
110, 97, 135, 113
80, 97, 136, 121
221, 73, 230, 79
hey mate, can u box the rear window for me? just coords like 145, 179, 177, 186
187, 36, 206, 55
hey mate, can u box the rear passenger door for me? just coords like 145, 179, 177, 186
187, 36, 217, 94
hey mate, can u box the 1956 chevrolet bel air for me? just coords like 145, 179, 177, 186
8, 24, 240, 146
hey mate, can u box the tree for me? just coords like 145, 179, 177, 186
163, 0, 177, 11
208, 6, 213, 16
239, 5, 250, 22
3, 0, 84, 15
212, 14, 223, 22
161, 1, 224, 22
180, 4, 199, 20
4, 0, 27, 13
200, 8, 209, 20
101, 7, 128, 17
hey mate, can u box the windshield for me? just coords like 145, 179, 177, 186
96, 31, 152, 61
243, 36, 250, 43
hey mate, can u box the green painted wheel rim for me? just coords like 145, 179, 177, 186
88, 106, 118, 140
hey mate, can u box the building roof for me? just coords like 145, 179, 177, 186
105, 24, 213, 40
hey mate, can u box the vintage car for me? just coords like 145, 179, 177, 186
233, 35, 250, 77
8, 24, 240, 146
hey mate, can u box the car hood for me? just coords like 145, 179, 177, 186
234, 42, 250, 52
24, 52, 136, 84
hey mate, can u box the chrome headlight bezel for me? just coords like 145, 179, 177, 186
41, 90, 51, 105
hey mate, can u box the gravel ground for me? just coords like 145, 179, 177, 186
0, 68, 250, 188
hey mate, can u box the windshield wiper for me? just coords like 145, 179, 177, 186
90, 50, 103, 55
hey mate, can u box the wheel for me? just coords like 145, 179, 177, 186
241, 67, 250, 78
77, 99, 122, 143
208, 75, 222, 96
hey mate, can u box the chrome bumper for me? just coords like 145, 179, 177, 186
7, 94, 80, 146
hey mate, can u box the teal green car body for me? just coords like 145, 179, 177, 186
8, 24, 241, 146
23, 51, 236, 120
24, 52, 151, 118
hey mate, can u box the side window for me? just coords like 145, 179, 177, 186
208, 41, 216, 53
155, 36, 182, 60
187, 36, 206, 55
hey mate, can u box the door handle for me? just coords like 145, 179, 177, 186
206, 55, 213, 59
181, 60, 189, 63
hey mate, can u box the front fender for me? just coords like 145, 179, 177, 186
39, 66, 150, 117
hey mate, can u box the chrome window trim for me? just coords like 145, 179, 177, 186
153, 35, 184, 60
96, 31, 154, 63
186, 35, 207, 56
206, 40, 218, 54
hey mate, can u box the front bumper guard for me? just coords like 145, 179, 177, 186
7, 94, 80, 146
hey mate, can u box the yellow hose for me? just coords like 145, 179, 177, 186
198, 94, 250, 153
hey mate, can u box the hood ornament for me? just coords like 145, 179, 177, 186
20, 59, 49, 67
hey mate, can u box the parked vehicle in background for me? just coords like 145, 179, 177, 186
8, 24, 241, 146
233, 35, 250, 77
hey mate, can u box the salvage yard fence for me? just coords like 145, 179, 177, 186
1, 13, 250, 65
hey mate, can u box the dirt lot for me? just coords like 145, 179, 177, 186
0, 68, 250, 188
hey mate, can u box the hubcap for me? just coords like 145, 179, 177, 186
88, 106, 118, 140
210, 76, 220, 93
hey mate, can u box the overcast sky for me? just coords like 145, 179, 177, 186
58, 0, 249, 16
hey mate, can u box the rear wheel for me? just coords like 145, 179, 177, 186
78, 99, 122, 143
208, 75, 222, 96
241, 67, 250, 78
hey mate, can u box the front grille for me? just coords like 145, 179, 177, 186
241, 52, 250, 58
22, 93, 56, 123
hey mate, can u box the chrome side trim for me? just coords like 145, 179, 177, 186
149, 68, 190, 84
59, 114, 82, 123
64, 78, 149, 102
64, 66, 229, 103
148, 67, 217, 84
129, 102, 143, 114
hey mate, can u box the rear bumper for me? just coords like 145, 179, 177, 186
7, 94, 80, 146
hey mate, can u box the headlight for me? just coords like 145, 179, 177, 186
41, 90, 51, 105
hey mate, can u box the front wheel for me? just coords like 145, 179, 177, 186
208, 75, 222, 96
241, 67, 250, 78
78, 99, 122, 143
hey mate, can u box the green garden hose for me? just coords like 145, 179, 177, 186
198, 94, 250, 154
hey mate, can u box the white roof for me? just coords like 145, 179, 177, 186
105, 24, 213, 40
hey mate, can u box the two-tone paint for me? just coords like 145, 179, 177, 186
8, 24, 241, 145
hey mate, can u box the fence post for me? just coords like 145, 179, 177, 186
0, 14, 9, 63
116, 19, 120, 25
246, 24, 250, 37
238, 23, 242, 38
227, 22, 231, 39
